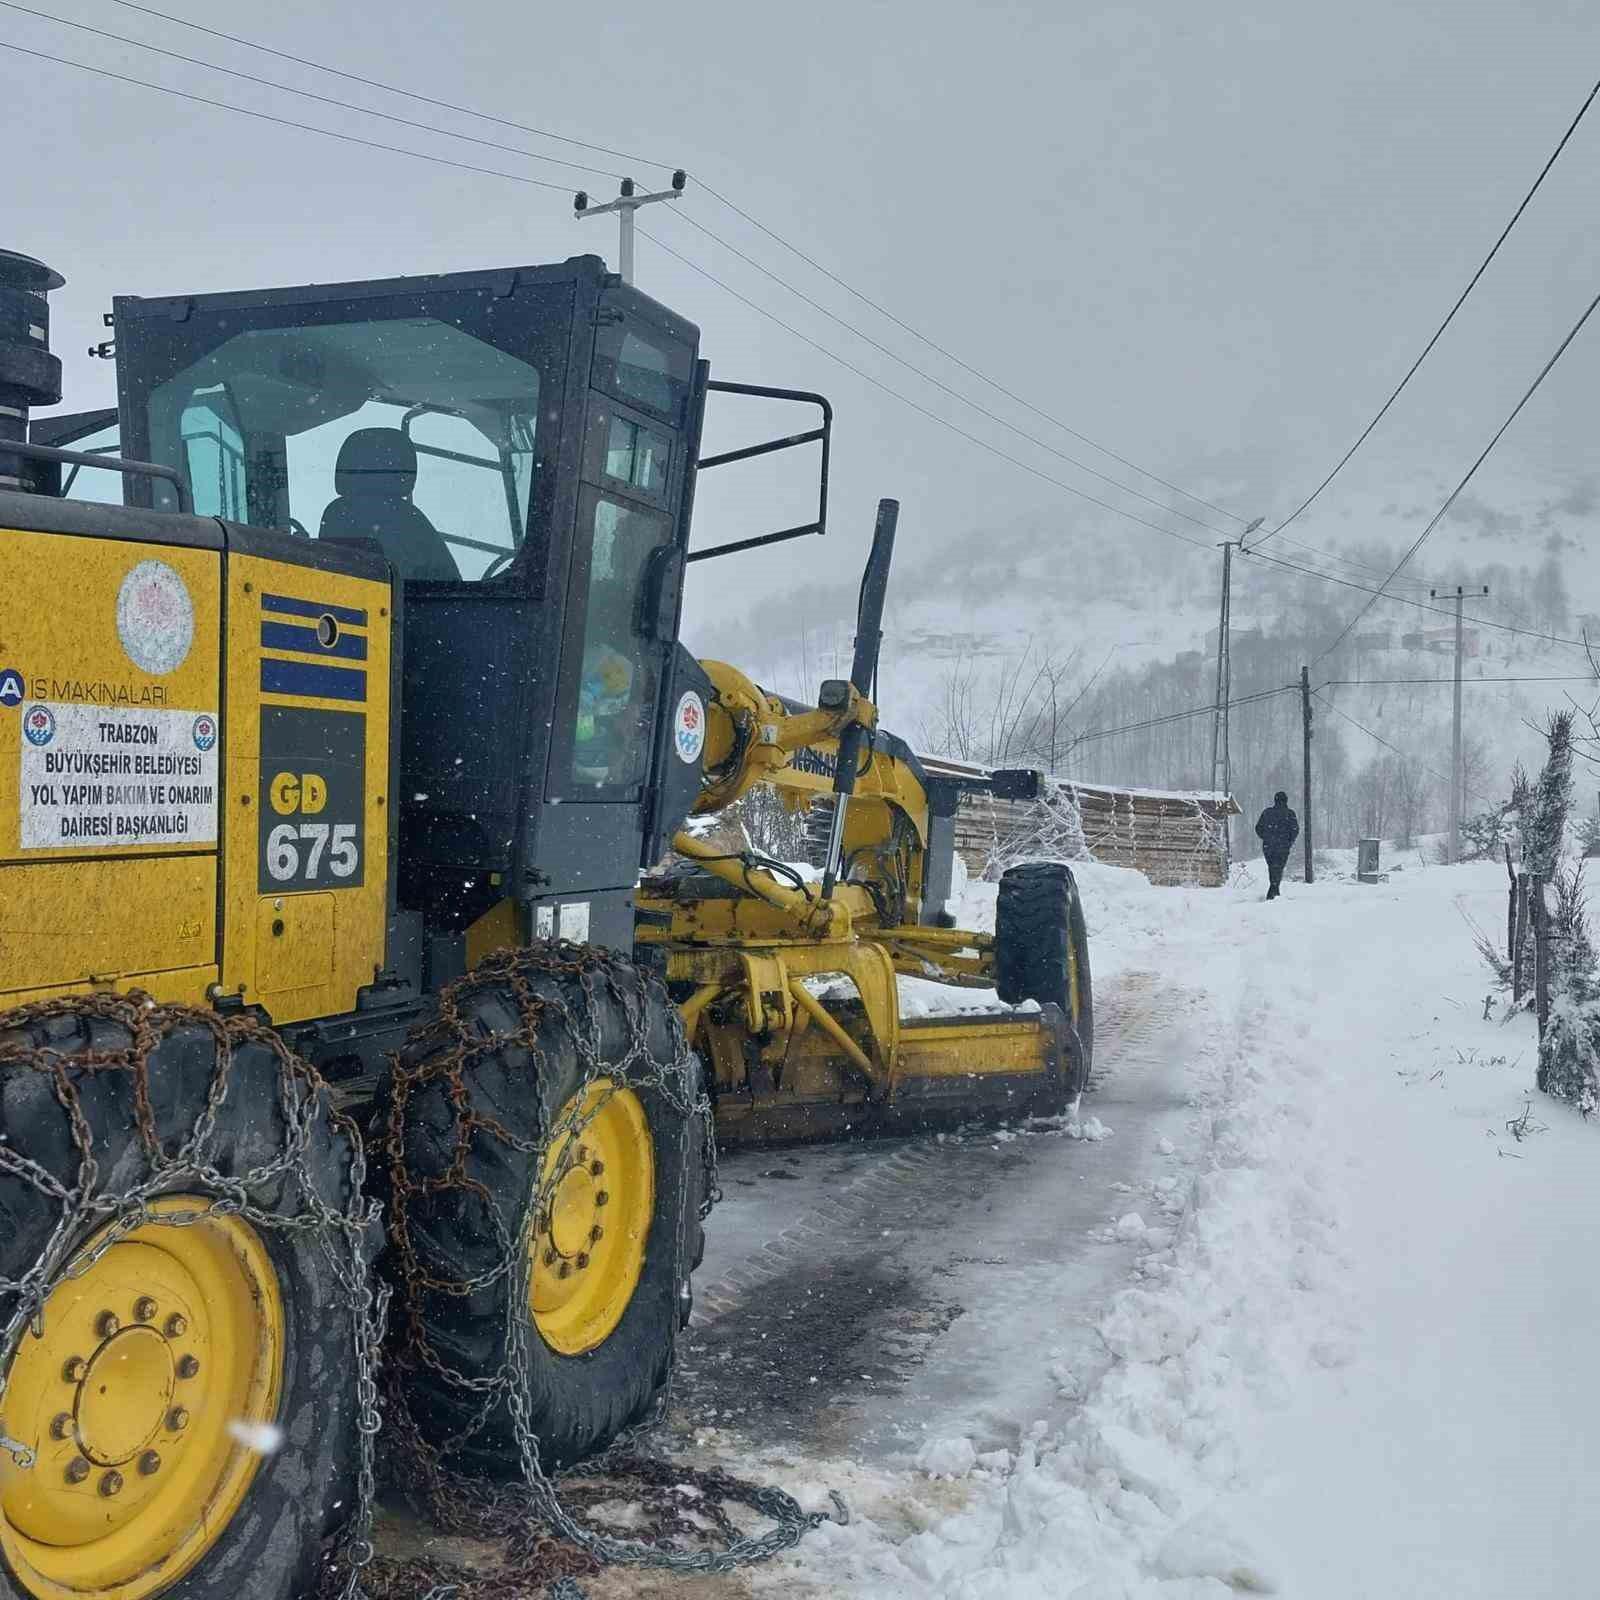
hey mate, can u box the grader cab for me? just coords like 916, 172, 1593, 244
0, 245, 1092, 1599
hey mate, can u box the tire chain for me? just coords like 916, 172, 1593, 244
369, 940, 838, 1598
0, 991, 388, 1600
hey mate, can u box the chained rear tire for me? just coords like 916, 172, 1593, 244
0, 1000, 370, 1600
995, 862, 1095, 1100
379, 946, 707, 1475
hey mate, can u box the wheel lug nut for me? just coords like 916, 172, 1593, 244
49, 1413, 73, 1441
176, 1355, 200, 1380
557, 1261, 571, 1279
594, 1190, 609, 1207
99, 1470, 123, 1498
590, 1160, 605, 1177
65, 1457, 90, 1485
133, 1297, 158, 1322
166, 1407, 189, 1432
96, 1311, 120, 1339
590, 1225, 604, 1242
137, 1450, 161, 1477
542, 1248, 558, 1266
575, 1252, 590, 1269
62, 1357, 87, 1383
164, 1314, 188, 1339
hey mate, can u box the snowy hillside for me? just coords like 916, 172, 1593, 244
685, 469, 1600, 841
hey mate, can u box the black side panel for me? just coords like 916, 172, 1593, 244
536, 802, 644, 892
398, 594, 531, 900
646, 646, 714, 862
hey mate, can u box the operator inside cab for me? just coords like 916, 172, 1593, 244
318, 428, 458, 582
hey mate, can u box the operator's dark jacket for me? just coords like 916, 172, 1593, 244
1255, 800, 1299, 863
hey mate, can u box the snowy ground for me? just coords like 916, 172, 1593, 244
662, 851, 1600, 1598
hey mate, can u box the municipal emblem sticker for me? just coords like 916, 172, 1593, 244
191, 713, 218, 752
22, 704, 55, 747
116, 559, 194, 676
673, 690, 706, 764
0, 668, 23, 707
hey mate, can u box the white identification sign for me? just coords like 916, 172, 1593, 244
19, 702, 219, 851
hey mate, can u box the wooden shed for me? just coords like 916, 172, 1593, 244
919, 757, 1240, 887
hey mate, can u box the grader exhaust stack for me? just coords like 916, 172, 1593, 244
0, 250, 64, 494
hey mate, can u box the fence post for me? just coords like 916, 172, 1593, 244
1504, 844, 1516, 970
1511, 872, 1527, 1006
1532, 873, 1551, 1043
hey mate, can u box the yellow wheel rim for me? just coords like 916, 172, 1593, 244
529, 1083, 654, 1357
0, 1199, 284, 1600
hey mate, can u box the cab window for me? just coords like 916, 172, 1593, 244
593, 320, 691, 425
145, 316, 545, 582
561, 493, 673, 792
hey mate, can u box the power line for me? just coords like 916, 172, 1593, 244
635, 224, 1217, 555
102, 0, 1244, 534
102, 0, 672, 172
679, 190, 1246, 530
1311, 282, 1600, 666
0, 39, 576, 193
1254, 70, 1600, 549
1325, 676, 1599, 686
666, 206, 1233, 535
1240, 545, 1593, 651
1068, 684, 1296, 748
1311, 689, 1496, 807
0, 0, 629, 181
0, 32, 1223, 557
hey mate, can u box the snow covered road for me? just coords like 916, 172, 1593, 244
657, 856, 1600, 1599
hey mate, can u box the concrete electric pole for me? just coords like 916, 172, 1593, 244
1300, 664, 1314, 884
574, 171, 688, 284
1211, 521, 1264, 862
1430, 583, 1489, 864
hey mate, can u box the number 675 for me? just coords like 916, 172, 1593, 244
267, 822, 358, 881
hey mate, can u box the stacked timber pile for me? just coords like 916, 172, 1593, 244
1058, 781, 1237, 886
918, 757, 1239, 887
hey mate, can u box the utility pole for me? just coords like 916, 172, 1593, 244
1430, 583, 1488, 864
574, 170, 687, 285
1210, 519, 1263, 864
1300, 664, 1314, 883
1210, 541, 1234, 798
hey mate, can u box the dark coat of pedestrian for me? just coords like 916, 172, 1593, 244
1255, 791, 1299, 900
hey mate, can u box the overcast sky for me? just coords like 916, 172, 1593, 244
9, 0, 1598, 639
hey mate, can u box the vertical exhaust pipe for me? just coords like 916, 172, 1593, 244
0, 249, 65, 494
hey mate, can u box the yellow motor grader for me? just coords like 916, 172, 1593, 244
0, 245, 1091, 1599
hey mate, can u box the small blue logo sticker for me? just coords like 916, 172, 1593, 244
22, 704, 55, 747
192, 713, 217, 752
0, 669, 23, 708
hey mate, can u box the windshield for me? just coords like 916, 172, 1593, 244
146, 316, 543, 582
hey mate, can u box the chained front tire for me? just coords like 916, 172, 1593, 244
995, 861, 1095, 1104
380, 946, 708, 1475
0, 999, 372, 1600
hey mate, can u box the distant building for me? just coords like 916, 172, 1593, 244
1402, 626, 1477, 657
1353, 630, 1393, 651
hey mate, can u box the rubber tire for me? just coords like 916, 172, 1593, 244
995, 861, 1095, 1085
379, 955, 706, 1475
0, 1004, 367, 1600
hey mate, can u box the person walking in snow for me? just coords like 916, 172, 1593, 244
1255, 790, 1299, 900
